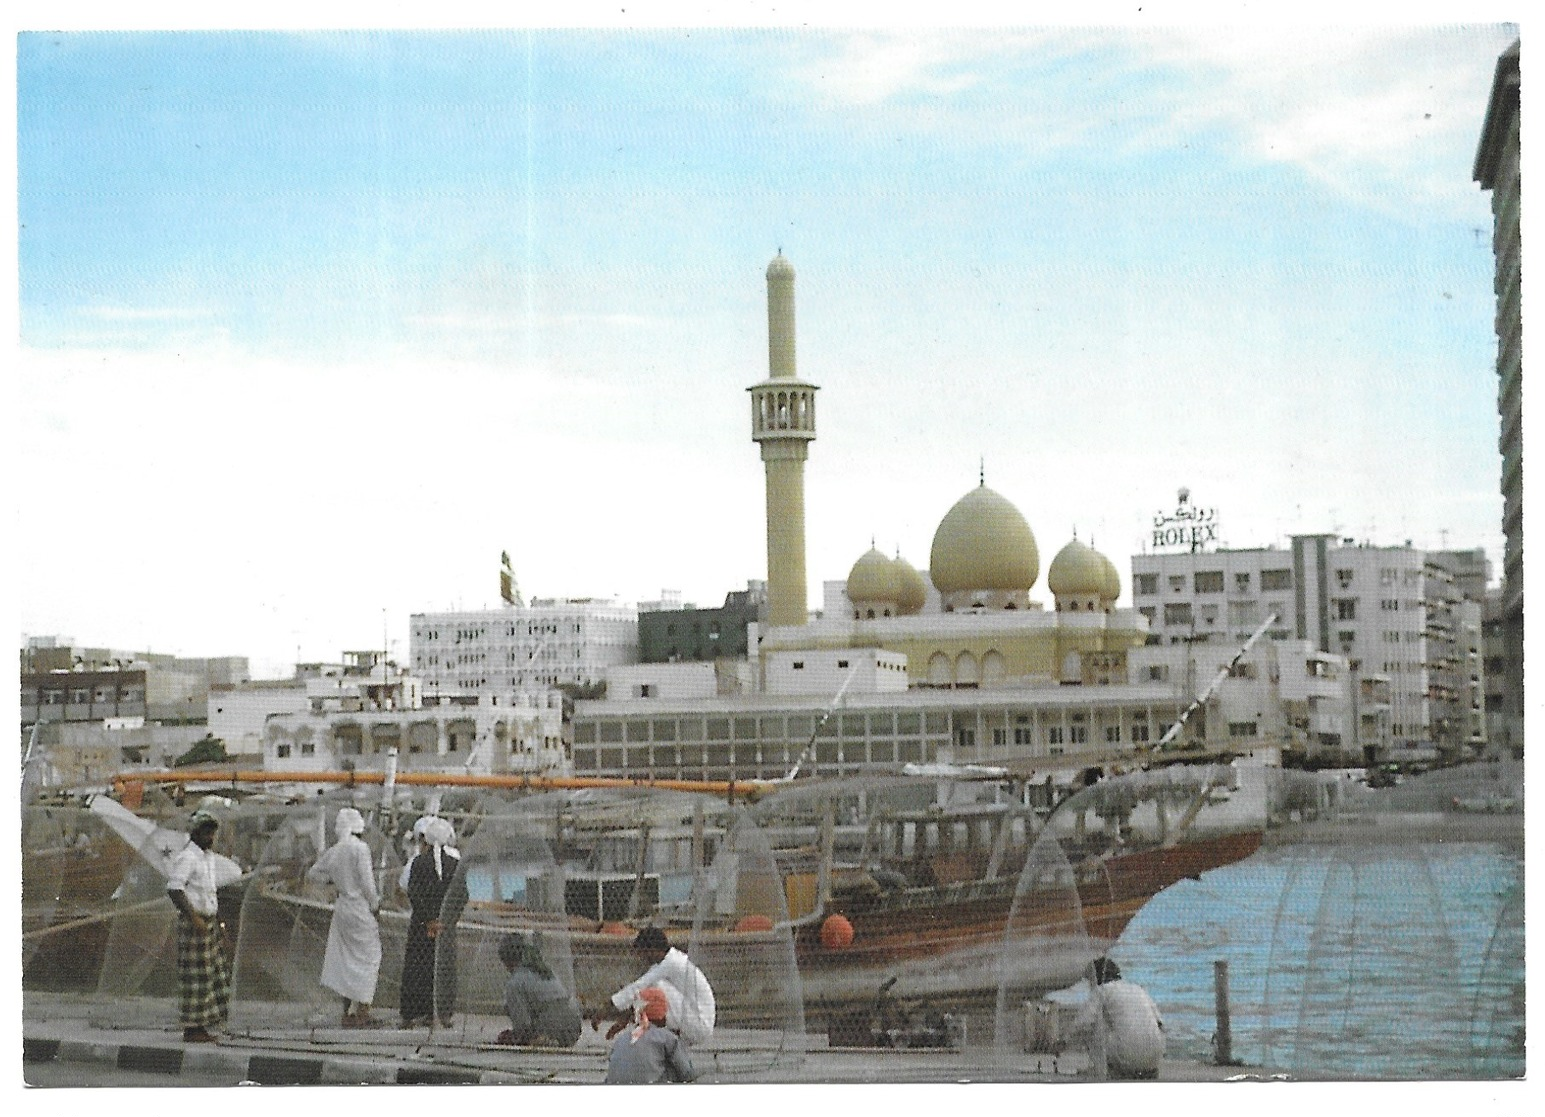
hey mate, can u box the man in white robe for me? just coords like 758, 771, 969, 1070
596, 926, 716, 1046
1073, 956, 1165, 1080
307, 806, 383, 1027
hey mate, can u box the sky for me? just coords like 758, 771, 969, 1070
11, 5, 1523, 680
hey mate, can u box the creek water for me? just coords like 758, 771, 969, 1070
1111, 838, 1524, 1079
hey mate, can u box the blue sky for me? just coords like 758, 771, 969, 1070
13, 11, 1521, 677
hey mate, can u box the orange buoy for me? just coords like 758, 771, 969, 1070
820, 913, 854, 950
734, 914, 775, 933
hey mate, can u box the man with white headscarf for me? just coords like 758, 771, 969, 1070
397, 815, 465, 1027
307, 807, 383, 1027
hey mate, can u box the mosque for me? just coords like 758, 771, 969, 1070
747, 250, 1150, 694
570, 254, 1201, 783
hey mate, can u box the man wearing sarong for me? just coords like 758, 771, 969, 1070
397, 815, 464, 1027
166, 809, 242, 1043
307, 807, 383, 1027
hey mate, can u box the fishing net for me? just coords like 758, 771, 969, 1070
21, 804, 129, 990
686, 805, 806, 1075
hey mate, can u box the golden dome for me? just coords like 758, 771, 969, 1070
929, 484, 1039, 595
1098, 549, 1121, 602
1048, 537, 1108, 596
893, 554, 928, 615
847, 546, 901, 603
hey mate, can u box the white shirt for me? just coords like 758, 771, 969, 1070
1077, 979, 1165, 1074
166, 843, 241, 917
611, 947, 716, 1045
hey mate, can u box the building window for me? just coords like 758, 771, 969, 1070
1336, 569, 1354, 588
792, 661, 804, 670
1135, 574, 1158, 595
956, 728, 976, 748
300, 742, 315, 756
1261, 569, 1293, 591
1047, 726, 1065, 744
1335, 599, 1357, 620
1195, 571, 1224, 593
837, 660, 849, 669
1070, 726, 1088, 744
1105, 725, 1122, 743
1235, 572, 1252, 593
1228, 722, 1258, 738
992, 728, 1008, 747
1147, 665, 1168, 682
1164, 603, 1193, 625
1131, 722, 1151, 742
1014, 727, 1033, 745
1168, 576, 1185, 592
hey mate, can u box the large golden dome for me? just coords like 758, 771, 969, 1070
929, 484, 1039, 595
847, 546, 901, 604
1048, 537, 1107, 596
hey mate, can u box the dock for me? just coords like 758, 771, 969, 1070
22, 991, 1277, 1085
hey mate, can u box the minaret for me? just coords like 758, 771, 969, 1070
749, 251, 819, 626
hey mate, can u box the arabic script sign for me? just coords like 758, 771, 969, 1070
1152, 487, 1218, 552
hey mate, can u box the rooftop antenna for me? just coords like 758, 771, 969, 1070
979, 457, 985, 486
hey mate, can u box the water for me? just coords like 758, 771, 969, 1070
1113, 840, 1525, 1079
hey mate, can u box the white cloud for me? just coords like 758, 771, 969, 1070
788, 25, 1514, 217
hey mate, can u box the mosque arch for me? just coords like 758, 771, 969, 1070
408, 721, 439, 754
956, 651, 980, 686
928, 652, 953, 686
982, 650, 1007, 685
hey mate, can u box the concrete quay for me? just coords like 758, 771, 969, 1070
22, 991, 1273, 1086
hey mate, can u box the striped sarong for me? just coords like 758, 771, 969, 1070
177, 911, 231, 1029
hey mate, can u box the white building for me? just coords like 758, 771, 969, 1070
1132, 535, 1486, 759
255, 651, 566, 777
410, 598, 638, 693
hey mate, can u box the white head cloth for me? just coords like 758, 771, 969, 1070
422, 816, 456, 877
335, 806, 366, 840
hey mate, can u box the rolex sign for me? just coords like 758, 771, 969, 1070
1152, 487, 1219, 552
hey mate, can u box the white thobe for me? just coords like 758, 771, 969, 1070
307, 834, 382, 1004
1076, 979, 1165, 1077
610, 947, 716, 1045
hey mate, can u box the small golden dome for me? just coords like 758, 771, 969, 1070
893, 555, 928, 615
1098, 550, 1121, 602
847, 546, 901, 604
1048, 537, 1108, 597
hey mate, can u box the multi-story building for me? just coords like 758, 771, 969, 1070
409, 598, 638, 694
1132, 537, 1486, 759
20, 636, 250, 726
637, 583, 765, 664
255, 650, 565, 777
1475, 39, 1522, 756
